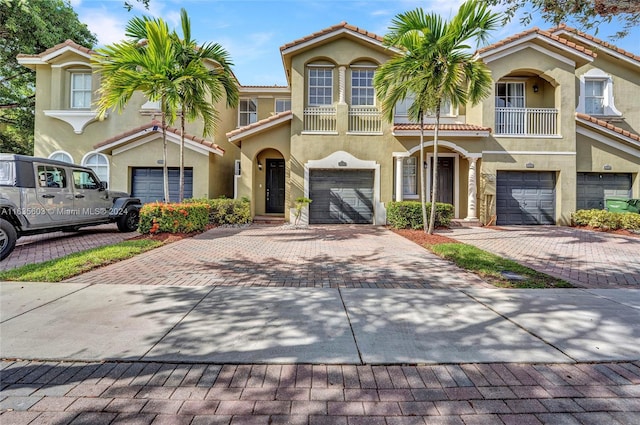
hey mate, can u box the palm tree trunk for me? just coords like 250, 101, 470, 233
161, 98, 170, 203
428, 103, 441, 235
419, 112, 428, 233
179, 109, 185, 202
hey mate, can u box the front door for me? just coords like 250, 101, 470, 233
266, 159, 285, 213
432, 157, 454, 204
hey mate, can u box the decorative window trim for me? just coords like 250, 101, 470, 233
48, 151, 74, 164
81, 152, 110, 185
577, 68, 622, 117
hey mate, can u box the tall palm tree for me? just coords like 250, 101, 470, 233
93, 16, 181, 202
171, 8, 239, 201
375, 0, 500, 233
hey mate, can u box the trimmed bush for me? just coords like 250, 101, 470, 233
138, 202, 210, 234
387, 201, 454, 229
572, 209, 640, 231
185, 197, 251, 225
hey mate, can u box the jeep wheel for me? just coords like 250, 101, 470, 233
0, 218, 18, 260
117, 208, 140, 232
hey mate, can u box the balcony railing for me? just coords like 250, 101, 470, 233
349, 107, 382, 134
303, 107, 337, 133
495, 107, 558, 136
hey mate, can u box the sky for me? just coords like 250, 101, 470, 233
69, 0, 640, 86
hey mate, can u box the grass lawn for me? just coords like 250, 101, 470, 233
392, 228, 572, 288
0, 239, 163, 282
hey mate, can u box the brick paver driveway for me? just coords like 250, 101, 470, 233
444, 226, 640, 288
0, 224, 138, 271
65, 225, 490, 288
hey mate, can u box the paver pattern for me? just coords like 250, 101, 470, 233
0, 224, 138, 271
445, 226, 640, 288
64, 225, 492, 288
2, 360, 639, 425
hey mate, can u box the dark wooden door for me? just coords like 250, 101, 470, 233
432, 157, 454, 204
266, 159, 285, 213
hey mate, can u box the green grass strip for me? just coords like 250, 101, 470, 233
0, 239, 163, 282
429, 242, 572, 288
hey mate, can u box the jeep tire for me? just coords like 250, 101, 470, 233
0, 218, 18, 260
117, 208, 139, 232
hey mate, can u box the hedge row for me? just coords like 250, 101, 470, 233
185, 197, 251, 225
138, 202, 210, 234
387, 201, 454, 229
572, 209, 640, 231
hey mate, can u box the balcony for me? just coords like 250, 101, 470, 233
495, 107, 559, 137
303, 107, 337, 133
349, 107, 382, 134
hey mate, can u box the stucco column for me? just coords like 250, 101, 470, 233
395, 156, 403, 201
465, 157, 478, 220
338, 66, 346, 105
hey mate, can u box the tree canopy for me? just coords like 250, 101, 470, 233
0, 0, 96, 155
486, 0, 640, 39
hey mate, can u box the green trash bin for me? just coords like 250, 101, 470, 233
605, 197, 640, 213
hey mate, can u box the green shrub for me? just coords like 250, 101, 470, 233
185, 197, 251, 225
572, 209, 640, 230
138, 202, 210, 234
386, 201, 454, 229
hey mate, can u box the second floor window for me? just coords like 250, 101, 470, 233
71, 72, 92, 109
584, 80, 605, 115
495, 82, 524, 108
308, 67, 333, 106
239, 99, 257, 127
275, 98, 291, 113
351, 68, 375, 106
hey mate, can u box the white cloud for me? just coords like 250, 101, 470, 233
77, 6, 127, 46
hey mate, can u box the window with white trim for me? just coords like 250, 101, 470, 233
351, 68, 375, 106
82, 153, 109, 184
495, 82, 525, 108
578, 69, 621, 117
402, 157, 417, 196
308, 67, 333, 106
71, 72, 92, 109
394, 96, 454, 122
49, 151, 73, 163
239, 98, 257, 127
584, 80, 605, 115
275, 98, 291, 113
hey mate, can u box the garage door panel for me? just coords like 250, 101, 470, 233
496, 171, 556, 225
309, 170, 374, 224
576, 173, 631, 210
132, 168, 193, 204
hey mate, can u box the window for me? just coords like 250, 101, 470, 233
578, 69, 621, 117
275, 98, 291, 113
394, 96, 454, 122
0, 161, 15, 186
73, 170, 99, 190
71, 72, 92, 109
239, 98, 257, 127
308, 67, 333, 106
37, 165, 66, 188
403, 157, 417, 196
585, 80, 605, 115
351, 68, 375, 106
83, 153, 109, 184
495, 82, 525, 108
49, 151, 73, 164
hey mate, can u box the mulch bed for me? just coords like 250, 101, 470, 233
390, 227, 459, 246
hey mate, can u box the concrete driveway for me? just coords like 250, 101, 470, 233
444, 226, 640, 288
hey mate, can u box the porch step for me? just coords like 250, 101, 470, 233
253, 215, 286, 225
450, 218, 482, 228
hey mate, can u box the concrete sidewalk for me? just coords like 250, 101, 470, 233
2, 283, 638, 364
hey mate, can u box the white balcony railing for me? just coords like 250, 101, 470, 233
349, 107, 382, 133
495, 107, 558, 136
303, 107, 337, 133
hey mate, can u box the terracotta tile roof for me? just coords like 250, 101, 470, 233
226, 110, 292, 139
94, 120, 225, 153
16, 39, 95, 59
550, 24, 640, 63
476, 27, 595, 58
576, 113, 640, 143
394, 123, 491, 133
280, 21, 384, 52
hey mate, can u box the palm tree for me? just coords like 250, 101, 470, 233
375, 0, 500, 233
93, 16, 181, 202
171, 8, 239, 201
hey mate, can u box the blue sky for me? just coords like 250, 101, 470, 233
70, 0, 640, 86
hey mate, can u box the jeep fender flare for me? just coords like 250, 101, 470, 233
109, 197, 142, 219
0, 200, 28, 233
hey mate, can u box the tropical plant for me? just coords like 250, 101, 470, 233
93, 16, 181, 202
293, 197, 312, 225
374, 0, 500, 234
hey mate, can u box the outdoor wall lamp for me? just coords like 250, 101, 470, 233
258, 161, 263, 171
532, 84, 539, 93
